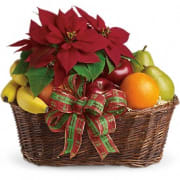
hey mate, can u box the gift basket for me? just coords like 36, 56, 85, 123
1, 7, 178, 167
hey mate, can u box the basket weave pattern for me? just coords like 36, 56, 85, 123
11, 96, 178, 167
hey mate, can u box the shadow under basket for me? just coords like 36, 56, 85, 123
11, 96, 179, 167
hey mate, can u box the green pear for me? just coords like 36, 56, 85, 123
143, 66, 175, 101
132, 45, 154, 72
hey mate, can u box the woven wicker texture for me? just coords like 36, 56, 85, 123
11, 96, 178, 167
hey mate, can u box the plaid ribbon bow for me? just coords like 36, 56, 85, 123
45, 74, 127, 160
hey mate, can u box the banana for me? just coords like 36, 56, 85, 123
1, 80, 19, 103
17, 86, 48, 114
10, 60, 28, 86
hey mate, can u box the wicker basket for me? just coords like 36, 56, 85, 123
11, 96, 178, 167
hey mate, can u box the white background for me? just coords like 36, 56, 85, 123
0, 0, 180, 179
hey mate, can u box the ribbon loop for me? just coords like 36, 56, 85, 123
45, 111, 70, 132
84, 93, 106, 117
104, 89, 127, 118
50, 88, 76, 113
63, 74, 86, 98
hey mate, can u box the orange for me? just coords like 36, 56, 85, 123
120, 72, 159, 109
39, 83, 53, 105
39, 83, 65, 105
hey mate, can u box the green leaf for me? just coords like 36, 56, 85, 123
20, 51, 31, 59
106, 56, 115, 74
73, 64, 91, 81
13, 51, 31, 74
130, 58, 141, 66
87, 51, 106, 81
73, 51, 106, 81
121, 55, 140, 66
26, 67, 54, 97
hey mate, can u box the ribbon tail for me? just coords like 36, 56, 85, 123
87, 129, 119, 160
59, 114, 85, 159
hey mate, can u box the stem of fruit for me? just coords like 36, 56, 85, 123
121, 55, 140, 66
142, 45, 147, 51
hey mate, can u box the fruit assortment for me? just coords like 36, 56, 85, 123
1, 7, 175, 115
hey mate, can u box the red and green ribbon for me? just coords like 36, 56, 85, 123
45, 74, 127, 160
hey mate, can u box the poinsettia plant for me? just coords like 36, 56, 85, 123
10, 7, 134, 97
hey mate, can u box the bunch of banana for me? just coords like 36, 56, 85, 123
1, 60, 48, 114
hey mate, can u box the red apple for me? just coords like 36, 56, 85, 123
86, 77, 116, 96
106, 59, 133, 85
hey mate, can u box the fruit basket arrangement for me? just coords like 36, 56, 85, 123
1, 7, 179, 167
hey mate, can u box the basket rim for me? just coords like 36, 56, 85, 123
11, 95, 179, 116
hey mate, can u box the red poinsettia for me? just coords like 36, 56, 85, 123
48, 8, 108, 73
10, 8, 108, 86
76, 7, 134, 67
